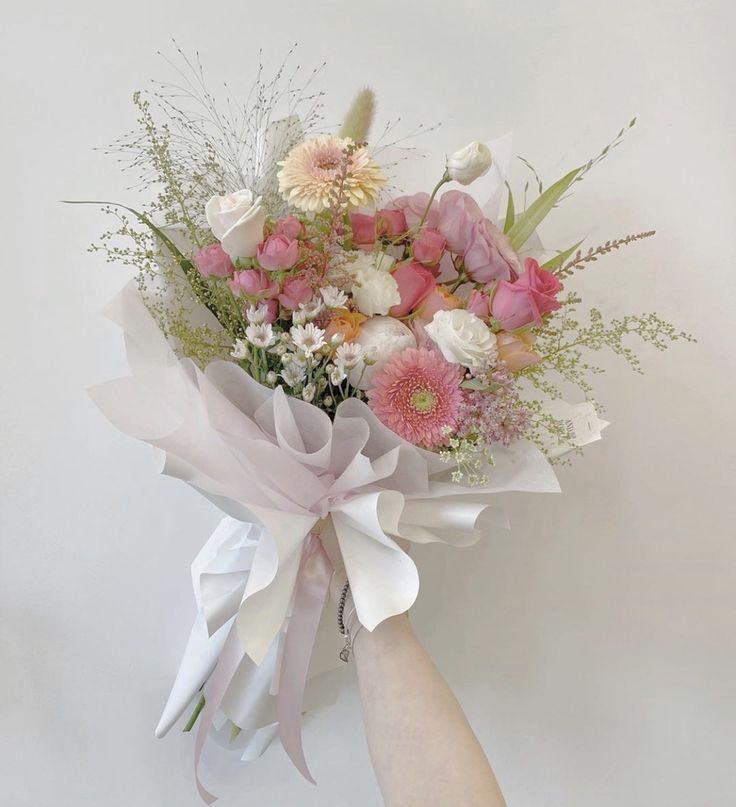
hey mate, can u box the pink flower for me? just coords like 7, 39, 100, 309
416, 285, 462, 323
463, 219, 520, 283
278, 276, 313, 310
412, 228, 446, 268
228, 269, 280, 299
389, 261, 437, 318
377, 208, 407, 236
495, 331, 541, 372
275, 215, 306, 240
256, 234, 299, 270
367, 347, 464, 448
259, 299, 279, 324
491, 258, 562, 330
388, 193, 439, 229
193, 243, 235, 278
436, 190, 484, 253
466, 289, 491, 320
349, 212, 377, 247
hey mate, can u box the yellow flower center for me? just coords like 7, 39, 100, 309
411, 388, 437, 413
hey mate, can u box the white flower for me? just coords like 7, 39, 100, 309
302, 383, 317, 403
245, 304, 269, 324
347, 251, 399, 317
266, 371, 278, 386
334, 341, 365, 370
245, 322, 276, 349
321, 285, 349, 309
281, 363, 306, 387
328, 364, 347, 385
446, 141, 492, 185
424, 309, 497, 368
291, 309, 308, 326
205, 189, 267, 259
298, 299, 325, 321
348, 315, 416, 390
230, 339, 248, 360
290, 322, 326, 355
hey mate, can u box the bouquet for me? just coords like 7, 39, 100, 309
70, 52, 690, 802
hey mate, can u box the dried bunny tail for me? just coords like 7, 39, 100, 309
339, 87, 376, 143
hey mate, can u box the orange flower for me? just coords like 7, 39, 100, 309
325, 308, 367, 342
495, 331, 541, 372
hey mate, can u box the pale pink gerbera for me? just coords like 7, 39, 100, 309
277, 135, 386, 214
367, 348, 464, 448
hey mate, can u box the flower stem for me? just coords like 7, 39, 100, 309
183, 694, 206, 732
416, 172, 449, 232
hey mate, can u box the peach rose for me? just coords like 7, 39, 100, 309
325, 308, 368, 342
495, 330, 541, 372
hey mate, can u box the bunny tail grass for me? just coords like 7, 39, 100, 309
339, 87, 376, 143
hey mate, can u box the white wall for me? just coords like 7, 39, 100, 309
2, 1, 735, 805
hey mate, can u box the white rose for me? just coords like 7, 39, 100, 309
347, 251, 400, 316
205, 189, 267, 259
348, 316, 416, 390
424, 309, 497, 368
446, 141, 492, 186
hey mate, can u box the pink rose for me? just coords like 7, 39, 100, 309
387, 193, 439, 229
256, 234, 299, 270
275, 215, 305, 240
349, 212, 377, 247
377, 208, 407, 236
193, 243, 235, 278
389, 261, 437, 317
496, 331, 541, 372
278, 276, 313, 310
491, 258, 562, 330
436, 190, 484, 253
412, 227, 446, 268
228, 269, 280, 299
466, 289, 491, 320
415, 285, 462, 322
463, 219, 520, 283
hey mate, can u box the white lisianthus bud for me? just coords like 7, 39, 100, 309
446, 141, 492, 185
205, 189, 266, 259
424, 308, 497, 369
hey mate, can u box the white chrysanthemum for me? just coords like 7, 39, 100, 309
245, 323, 276, 349
290, 322, 326, 355
321, 285, 349, 309
302, 383, 317, 403
335, 341, 365, 370
230, 339, 248, 360
281, 363, 306, 388
328, 364, 347, 385
298, 299, 325, 321
246, 304, 269, 324
277, 135, 386, 213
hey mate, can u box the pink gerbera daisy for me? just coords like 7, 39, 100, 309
367, 348, 463, 448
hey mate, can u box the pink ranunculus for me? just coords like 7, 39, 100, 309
389, 261, 437, 318
436, 190, 484, 253
228, 269, 280, 299
349, 212, 377, 247
193, 243, 235, 278
491, 257, 562, 330
466, 289, 491, 320
278, 276, 313, 310
415, 285, 462, 323
412, 227, 446, 268
256, 234, 299, 271
463, 219, 520, 283
377, 208, 408, 237
257, 299, 279, 324
275, 215, 306, 240
387, 193, 439, 229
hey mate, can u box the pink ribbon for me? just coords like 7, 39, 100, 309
276, 534, 332, 783
193, 534, 332, 802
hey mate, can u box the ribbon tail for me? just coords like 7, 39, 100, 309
276, 535, 332, 783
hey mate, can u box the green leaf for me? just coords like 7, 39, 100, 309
503, 182, 515, 233
541, 239, 584, 271
505, 166, 582, 251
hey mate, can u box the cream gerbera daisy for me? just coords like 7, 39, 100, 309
277, 135, 386, 213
